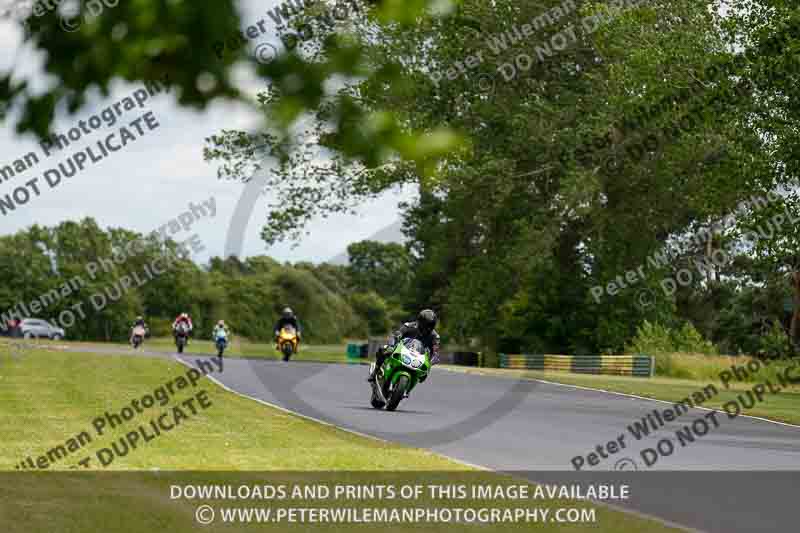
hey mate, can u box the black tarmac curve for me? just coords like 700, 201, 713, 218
178, 354, 799, 533
222, 163, 546, 456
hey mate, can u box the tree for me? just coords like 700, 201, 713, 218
207, 0, 798, 356
348, 291, 391, 335
2, 1, 460, 175
346, 240, 411, 300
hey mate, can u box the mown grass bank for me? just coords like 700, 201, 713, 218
2, 336, 355, 363
0, 348, 438, 470
0, 348, 677, 533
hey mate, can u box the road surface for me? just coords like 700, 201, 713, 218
174, 354, 800, 533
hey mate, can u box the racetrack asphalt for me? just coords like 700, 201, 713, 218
38, 344, 800, 532
176, 354, 800, 533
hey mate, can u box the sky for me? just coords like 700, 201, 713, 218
0, 0, 413, 265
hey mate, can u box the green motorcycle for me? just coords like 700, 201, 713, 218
369, 338, 431, 411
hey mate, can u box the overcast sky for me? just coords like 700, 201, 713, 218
0, 0, 412, 265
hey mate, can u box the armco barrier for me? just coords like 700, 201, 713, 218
499, 354, 655, 377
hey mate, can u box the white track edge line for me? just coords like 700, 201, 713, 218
172, 356, 489, 470
440, 367, 800, 430
174, 356, 702, 533
531, 377, 800, 430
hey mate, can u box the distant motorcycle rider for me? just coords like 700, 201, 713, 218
172, 313, 193, 343
130, 316, 148, 344
213, 320, 230, 339
213, 320, 230, 357
173, 313, 193, 331
368, 309, 441, 383
273, 307, 301, 340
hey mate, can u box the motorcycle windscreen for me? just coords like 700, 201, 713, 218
401, 338, 427, 355
399, 338, 428, 368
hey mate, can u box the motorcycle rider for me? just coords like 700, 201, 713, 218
273, 307, 302, 341
212, 319, 230, 356
130, 316, 148, 344
368, 309, 441, 383
172, 312, 193, 344
213, 319, 230, 340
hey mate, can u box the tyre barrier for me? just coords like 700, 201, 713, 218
499, 354, 655, 377
346, 343, 369, 362
451, 351, 479, 366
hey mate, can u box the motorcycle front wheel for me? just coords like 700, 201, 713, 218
282, 343, 293, 361
385, 375, 409, 411
370, 381, 385, 409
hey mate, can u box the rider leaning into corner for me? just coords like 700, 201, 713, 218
368, 309, 441, 383
273, 307, 302, 340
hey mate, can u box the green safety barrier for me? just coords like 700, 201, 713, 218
498, 354, 654, 377
346, 343, 367, 363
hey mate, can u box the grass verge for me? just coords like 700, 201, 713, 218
0, 349, 444, 470
2, 336, 355, 363
0, 349, 678, 533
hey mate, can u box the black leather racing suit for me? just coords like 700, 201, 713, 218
375, 321, 441, 375
273, 316, 301, 338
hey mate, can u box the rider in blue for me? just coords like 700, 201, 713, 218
212, 320, 230, 357
213, 320, 229, 338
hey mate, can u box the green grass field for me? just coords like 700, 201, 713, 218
5, 336, 358, 363
139, 336, 354, 362
6, 338, 798, 426
0, 348, 678, 533
0, 348, 421, 471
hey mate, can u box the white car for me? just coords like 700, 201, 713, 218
19, 318, 65, 340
